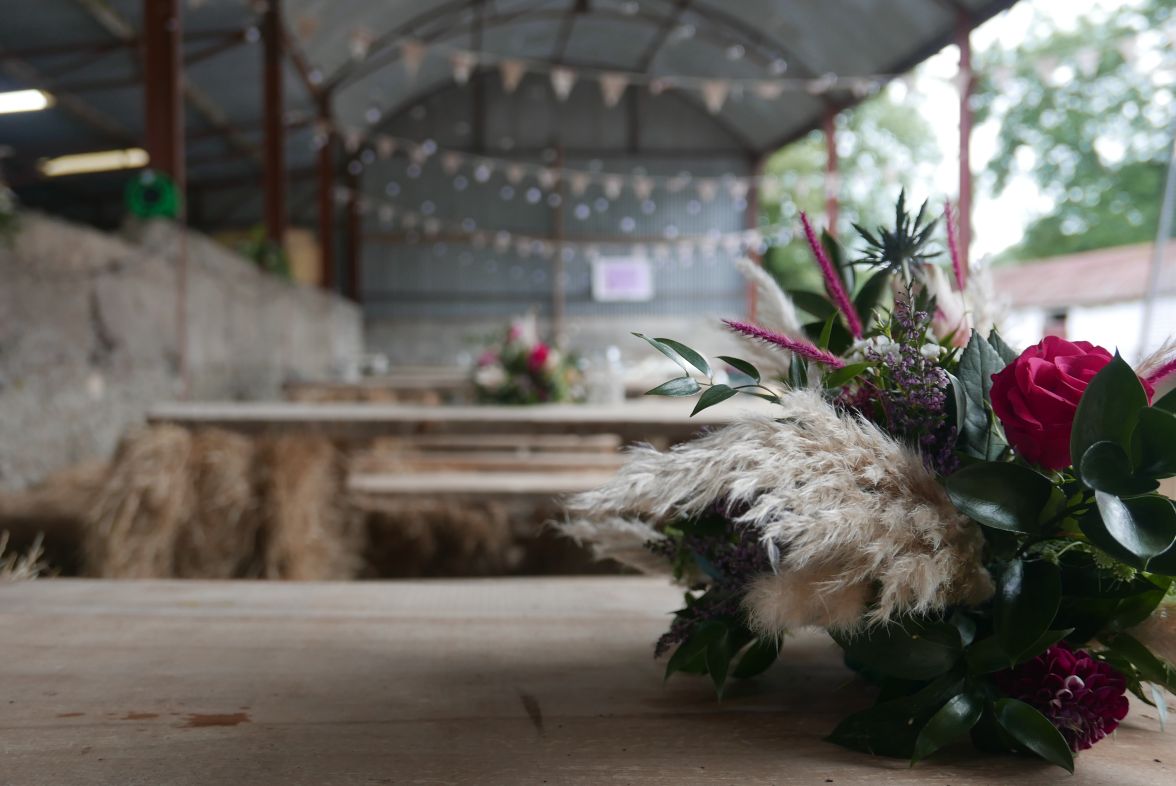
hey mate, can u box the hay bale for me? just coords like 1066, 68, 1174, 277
173, 429, 260, 578
257, 435, 359, 580
84, 425, 194, 578
357, 498, 519, 577
0, 461, 108, 574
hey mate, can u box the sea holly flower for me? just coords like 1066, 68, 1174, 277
989, 337, 1155, 470
995, 644, 1129, 752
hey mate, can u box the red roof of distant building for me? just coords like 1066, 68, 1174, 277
992, 240, 1176, 310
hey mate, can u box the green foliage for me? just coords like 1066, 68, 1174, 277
239, 225, 292, 279
974, 0, 1174, 261
944, 462, 1055, 534
955, 333, 1009, 460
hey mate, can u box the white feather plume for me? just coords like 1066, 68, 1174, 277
561, 390, 993, 634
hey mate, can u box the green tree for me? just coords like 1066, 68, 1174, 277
759, 85, 941, 295
974, 0, 1174, 262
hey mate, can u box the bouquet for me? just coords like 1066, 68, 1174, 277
473, 315, 582, 405
562, 193, 1176, 771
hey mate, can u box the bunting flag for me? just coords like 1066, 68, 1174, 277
550, 67, 577, 101
754, 81, 785, 101
569, 172, 591, 195
401, 39, 428, 79
696, 179, 719, 202
349, 28, 374, 60
603, 175, 624, 200
505, 164, 526, 185
700, 79, 730, 114
451, 51, 477, 85
632, 176, 654, 201
499, 59, 526, 93
376, 136, 397, 159
441, 152, 462, 175
538, 168, 560, 190
598, 72, 630, 107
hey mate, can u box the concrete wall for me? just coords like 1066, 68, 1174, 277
0, 213, 362, 489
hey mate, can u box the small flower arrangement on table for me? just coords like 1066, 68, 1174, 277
562, 193, 1176, 771
473, 315, 583, 405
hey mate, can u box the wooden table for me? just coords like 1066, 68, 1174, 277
147, 400, 757, 444
349, 470, 619, 499
2, 578, 1171, 785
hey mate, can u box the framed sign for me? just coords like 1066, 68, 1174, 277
592, 257, 654, 302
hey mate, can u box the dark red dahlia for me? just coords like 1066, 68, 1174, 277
995, 643, 1130, 752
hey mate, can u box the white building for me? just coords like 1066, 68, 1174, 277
993, 240, 1176, 362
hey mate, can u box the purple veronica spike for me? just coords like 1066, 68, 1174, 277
800, 212, 863, 339
723, 319, 845, 368
945, 200, 967, 292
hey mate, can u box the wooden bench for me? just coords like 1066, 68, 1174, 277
348, 470, 616, 500
2, 577, 1169, 785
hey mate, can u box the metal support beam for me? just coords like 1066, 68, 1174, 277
956, 12, 973, 270
345, 170, 362, 302
141, 0, 185, 186
317, 103, 336, 292
823, 108, 838, 234
551, 147, 567, 349
262, 0, 286, 246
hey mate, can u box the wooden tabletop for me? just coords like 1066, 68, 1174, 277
147, 400, 757, 443
2, 578, 1171, 785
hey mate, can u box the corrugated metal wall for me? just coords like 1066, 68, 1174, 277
357, 74, 754, 362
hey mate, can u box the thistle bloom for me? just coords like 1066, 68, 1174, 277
995, 644, 1129, 752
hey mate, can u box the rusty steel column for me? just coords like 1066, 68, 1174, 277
957, 12, 974, 269
823, 108, 838, 234
345, 169, 362, 302
142, 0, 185, 188
317, 102, 335, 291
262, 0, 287, 246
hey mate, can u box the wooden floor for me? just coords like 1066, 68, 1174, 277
1, 578, 1172, 785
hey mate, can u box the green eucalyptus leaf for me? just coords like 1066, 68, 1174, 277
1155, 387, 1176, 414
993, 698, 1074, 773
1134, 407, 1176, 478
787, 289, 836, 321
633, 332, 689, 374
1079, 440, 1159, 496
944, 462, 1054, 534
645, 377, 702, 397
732, 636, 779, 679
654, 337, 711, 378
1070, 353, 1149, 468
706, 628, 732, 697
691, 384, 738, 416
664, 620, 726, 680
822, 362, 871, 389
853, 270, 891, 325
1092, 491, 1176, 568
966, 629, 1073, 674
817, 312, 836, 351
832, 619, 962, 681
788, 354, 809, 389
987, 329, 1020, 365
994, 559, 1061, 659
957, 333, 1007, 460
1099, 632, 1176, 694
826, 673, 965, 758
945, 371, 967, 439
717, 355, 760, 384
911, 691, 983, 764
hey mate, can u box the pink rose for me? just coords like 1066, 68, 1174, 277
990, 336, 1154, 470
528, 344, 551, 374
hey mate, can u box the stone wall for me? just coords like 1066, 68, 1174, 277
0, 213, 362, 489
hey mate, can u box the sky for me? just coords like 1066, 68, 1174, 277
915, 0, 1114, 259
